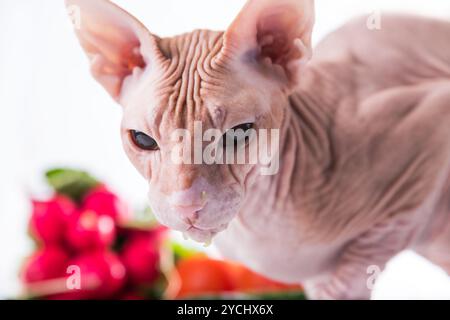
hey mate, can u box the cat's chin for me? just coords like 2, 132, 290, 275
182, 226, 223, 246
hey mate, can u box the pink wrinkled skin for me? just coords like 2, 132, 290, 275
67, 0, 450, 299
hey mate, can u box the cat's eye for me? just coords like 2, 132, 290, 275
223, 123, 254, 148
129, 130, 159, 151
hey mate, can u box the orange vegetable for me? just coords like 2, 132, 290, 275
166, 256, 302, 299
225, 262, 302, 293
166, 255, 233, 299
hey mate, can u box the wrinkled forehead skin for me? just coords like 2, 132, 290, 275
120, 30, 283, 182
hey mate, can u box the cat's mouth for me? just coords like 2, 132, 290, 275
182, 224, 228, 246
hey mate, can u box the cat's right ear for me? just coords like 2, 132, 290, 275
223, 0, 315, 87
65, 0, 166, 101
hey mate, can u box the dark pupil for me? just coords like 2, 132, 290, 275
131, 130, 158, 150
234, 123, 253, 132
223, 123, 254, 148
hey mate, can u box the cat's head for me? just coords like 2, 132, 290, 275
66, 0, 314, 243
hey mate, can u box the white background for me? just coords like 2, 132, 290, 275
1, 0, 450, 299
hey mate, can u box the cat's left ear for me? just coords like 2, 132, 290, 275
223, 0, 315, 85
65, 0, 167, 101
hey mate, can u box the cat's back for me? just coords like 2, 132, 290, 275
313, 14, 450, 88
288, 14, 450, 243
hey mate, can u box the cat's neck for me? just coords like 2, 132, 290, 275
239, 63, 353, 228
236, 63, 349, 235
251, 64, 342, 206
236, 67, 338, 234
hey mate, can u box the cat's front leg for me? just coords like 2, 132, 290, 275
304, 216, 418, 300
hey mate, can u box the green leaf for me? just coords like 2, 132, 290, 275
121, 207, 158, 229
137, 274, 169, 300
45, 168, 100, 203
249, 291, 307, 300
170, 241, 204, 264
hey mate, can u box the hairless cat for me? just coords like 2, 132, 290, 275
66, 0, 450, 299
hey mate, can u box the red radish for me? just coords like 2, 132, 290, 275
120, 233, 161, 286
29, 195, 75, 245
22, 247, 69, 284
65, 252, 126, 299
117, 225, 168, 244
66, 210, 116, 252
82, 185, 131, 223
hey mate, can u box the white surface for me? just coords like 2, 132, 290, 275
1, 0, 450, 299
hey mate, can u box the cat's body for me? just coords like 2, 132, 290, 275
216, 15, 450, 298
67, 0, 450, 299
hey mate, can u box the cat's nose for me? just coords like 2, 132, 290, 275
172, 204, 204, 223
167, 179, 210, 223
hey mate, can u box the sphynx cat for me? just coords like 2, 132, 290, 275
66, 0, 450, 299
